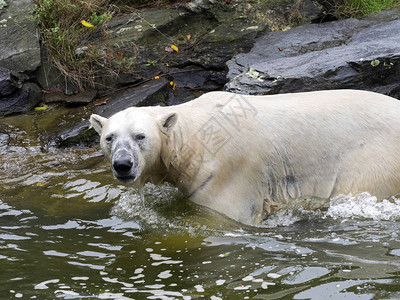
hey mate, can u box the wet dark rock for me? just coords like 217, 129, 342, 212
57, 122, 99, 148
0, 82, 41, 117
44, 89, 97, 106
172, 69, 207, 89
94, 78, 171, 117
225, 8, 400, 98
167, 67, 227, 91
0, 68, 17, 97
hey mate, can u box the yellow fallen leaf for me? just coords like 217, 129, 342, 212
171, 45, 179, 52
34, 104, 48, 111
81, 20, 95, 29
170, 81, 177, 90
154, 76, 160, 79
186, 34, 191, 41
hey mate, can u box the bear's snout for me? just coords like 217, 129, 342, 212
113, 158, 133, 175
112, 148, 138, 183
112, 157, 137, 183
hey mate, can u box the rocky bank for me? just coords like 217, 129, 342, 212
226, 7, 400, 98
0, 0, 323, 117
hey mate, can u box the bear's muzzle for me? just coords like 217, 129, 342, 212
112, 148, 137, 183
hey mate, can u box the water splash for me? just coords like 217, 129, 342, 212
110, 183, 238, 235
261, 192, 400, 227
327, 192, 400, 221
261, 197, 329, 228
111, 183, 182, 226
112, 186, 400, 229
261, 209, 302, 228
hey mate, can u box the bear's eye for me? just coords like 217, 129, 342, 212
135, 134, 146, 141
105, 134, 113, 143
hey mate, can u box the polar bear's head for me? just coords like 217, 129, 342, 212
90, 108, 177, 187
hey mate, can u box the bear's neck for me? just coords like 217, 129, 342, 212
160, 127, 206, 195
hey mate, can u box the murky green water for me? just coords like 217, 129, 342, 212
1, 110, 400, 299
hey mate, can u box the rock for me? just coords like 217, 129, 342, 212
225, 8, 400, 98
145, 0, 321, 69
168, 67, 227, 90
35, 48, 63, 91
94, 78, 171, 117
0, 0, 41, 73
104, 8, 220, 74
85, 0, 323, 88
0, 0, 42, 116
0, 68, 17, 97
0, 82, 41, 117
32, 0, 324, 113
44, 88, 97, 105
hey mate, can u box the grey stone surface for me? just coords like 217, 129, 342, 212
225, 8, 400, 98
0, 0, 42, 115
0, 0, 41, 73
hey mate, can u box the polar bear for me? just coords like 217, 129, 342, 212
90, 89, 400, 225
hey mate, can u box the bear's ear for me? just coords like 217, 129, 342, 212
158, 112, 178, 133
89, 114, 108, 135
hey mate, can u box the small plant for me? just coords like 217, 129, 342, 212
33, 0, 117, 88
33, 0, 187, 89
146, 59, 157, 66
114, 56, 136, 72
91, 12, 112, 26
328, 0, 400, 18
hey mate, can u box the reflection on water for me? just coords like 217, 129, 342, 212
1, 116, 400, 299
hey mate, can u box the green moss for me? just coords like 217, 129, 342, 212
330, 0, 400, 18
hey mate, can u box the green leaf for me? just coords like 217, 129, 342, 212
371, 59, 380, 67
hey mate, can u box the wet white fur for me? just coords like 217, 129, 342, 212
90, 90, 400, 224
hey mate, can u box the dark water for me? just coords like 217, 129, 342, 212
1, 111, 400, 299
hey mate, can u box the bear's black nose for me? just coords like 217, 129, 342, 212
113, 158, 133, 174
